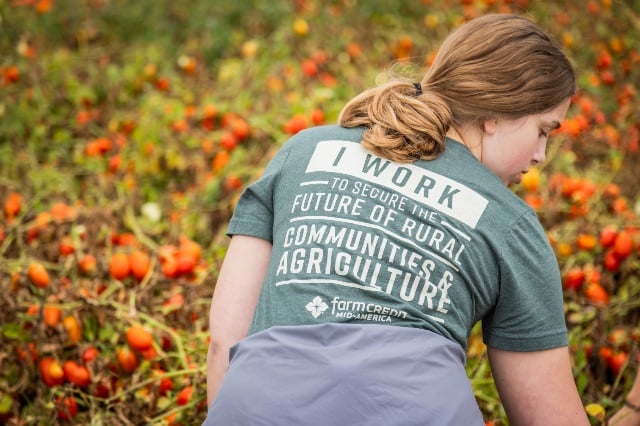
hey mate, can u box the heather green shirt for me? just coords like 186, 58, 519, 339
227, 125, 568, 352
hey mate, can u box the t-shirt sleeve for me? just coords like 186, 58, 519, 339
226, 142, 294, 242
482, 210, 568, 352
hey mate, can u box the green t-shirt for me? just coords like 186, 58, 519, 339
227, 125, 568, 352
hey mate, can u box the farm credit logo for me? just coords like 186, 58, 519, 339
305, 296, 409, 322
305, 296, 328, 318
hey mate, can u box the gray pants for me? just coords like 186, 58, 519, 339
202, 323, 484, 426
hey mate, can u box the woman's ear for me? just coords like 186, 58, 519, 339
483, 119, 498, 135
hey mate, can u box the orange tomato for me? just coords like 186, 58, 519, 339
3, 192, 22, 218
63, 315, 83, 344
78, 253, 97, 275
163, 292, 185, 310
310, 108, 325, 125
48, 360, 65, 381
25, 304, 38, 316
602, 182, 621, 198
576, 233, 597, 251
158, 244, 178, 262
109, 252, 131, 280
578, 96, 595, 117
175, 252, 196, 276
212, 150, 230, 172
600, 70, 615, 85
164, 412, 178, 426
43, 305, 62, 327
301, 58, 318, 77
585, 266, 601, 284
116, 347, 139, 373
610, 197, 628, 214
63, 360, 91, 388
115, 232, 139, 247
108, 154, 121, 173
220, 131, 238, 151
346, 41, 363, 58
526, 194, 544, 209
585, 282, 609, 305
58, 235, 75, 257
613, 230, 634, 260
520, 167, 540, 193
3, 65, 21, 85
140, 345, 158, 360
129, 250, 151, 281
556, 242, 573, 257
395, 35, 413, 59
161, 255, 179, 278
202, 104, 218, 119
223, 175, 243, 193
283, 114, 308, 135
39, 357, 65, 387
230, 117, 250, 140
126, 325, 154, 351
179, 236, 201, 262
176, 385, 193, 406
27, 262, 50, 288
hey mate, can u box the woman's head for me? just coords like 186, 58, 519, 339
339, 13, 576, 163
423, 13, 576, 127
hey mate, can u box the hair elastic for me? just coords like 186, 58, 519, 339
413, 82, 423, 96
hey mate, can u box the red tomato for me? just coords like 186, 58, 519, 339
563, 267, 585, 291
608, 351, 628, 376
57, 396, 78, 420
613, 231, 634, 260
599, 225, 618, 248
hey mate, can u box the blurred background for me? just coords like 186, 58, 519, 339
1, 0, 639, 424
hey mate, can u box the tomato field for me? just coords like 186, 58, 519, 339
1, 0, 639, 424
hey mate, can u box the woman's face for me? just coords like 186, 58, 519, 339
481, 98, 572, 186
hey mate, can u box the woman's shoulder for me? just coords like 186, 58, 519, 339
288, 125, 365, 145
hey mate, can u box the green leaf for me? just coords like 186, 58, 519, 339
0, 393, 13, 414
99, 322, 117, 344
2, 323, 25, 341
84, 314, 98, 342
577, 373, 589, 395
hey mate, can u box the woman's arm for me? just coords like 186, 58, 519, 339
608, 363, 640, 425
487, 345, 589, 426
206, 235, 272, 406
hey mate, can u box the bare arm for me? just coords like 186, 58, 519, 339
206, 235, 272, 406
609, 364, 640, 425
487, 346, 589, 426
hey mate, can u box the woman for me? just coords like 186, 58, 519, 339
203, 13, 589, 425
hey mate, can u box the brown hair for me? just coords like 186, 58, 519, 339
339, 14, 576, 162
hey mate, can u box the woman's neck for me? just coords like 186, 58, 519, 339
446, 125, 483, 162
